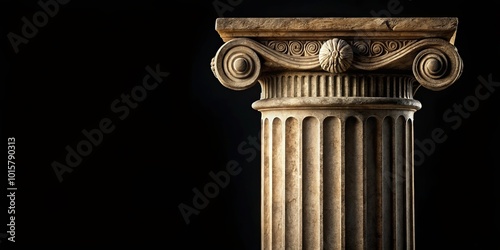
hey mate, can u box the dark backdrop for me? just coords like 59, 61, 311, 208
1, 0, 498, 249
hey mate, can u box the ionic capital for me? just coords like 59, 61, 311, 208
211, 17, 463, 92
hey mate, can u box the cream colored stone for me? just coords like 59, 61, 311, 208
211, 17, 463, 250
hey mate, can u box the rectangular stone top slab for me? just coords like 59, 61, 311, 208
216, 17, 458, 43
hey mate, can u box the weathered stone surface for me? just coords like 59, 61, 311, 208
215, 17, 458, 42
211, 17, 463, 250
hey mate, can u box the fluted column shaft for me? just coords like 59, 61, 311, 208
255, 73, 418, 250
261, 111, 415, 250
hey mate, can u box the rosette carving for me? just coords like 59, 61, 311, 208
318, 38, 353, 73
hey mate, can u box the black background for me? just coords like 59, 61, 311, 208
1, 0, 498, 249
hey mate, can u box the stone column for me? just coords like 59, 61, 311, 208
211, 17, 463, 250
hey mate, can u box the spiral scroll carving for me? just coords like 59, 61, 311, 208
319, 38, 353, 73
304, 41, 322, 56
412, 46, 463, 91
267, 41, 289, 54
211, 41, 261, 91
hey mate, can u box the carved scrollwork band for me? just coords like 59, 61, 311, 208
211, 37, 463, 91
262, 40, 323, 56
261, 39, 418, 58
350, 40, 418, 57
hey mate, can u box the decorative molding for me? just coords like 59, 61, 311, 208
258, 73, 416, 99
